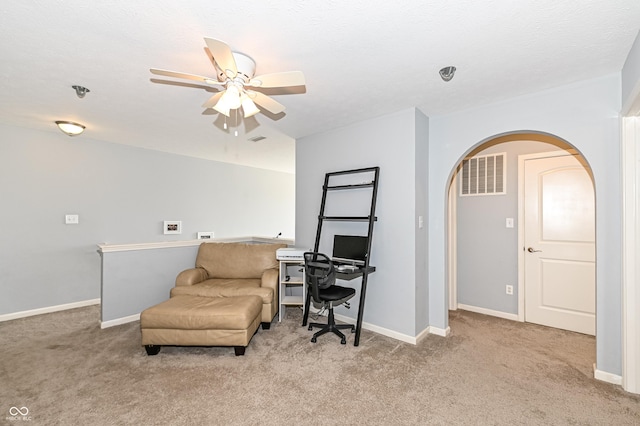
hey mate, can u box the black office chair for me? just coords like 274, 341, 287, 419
304, 252, 356, 344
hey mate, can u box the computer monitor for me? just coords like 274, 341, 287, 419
332, 235, 368, 266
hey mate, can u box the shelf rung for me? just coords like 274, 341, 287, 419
326, 166, 379, 177
319, 216, 377, 221
281, 296, 303, 305
325, 183, 374, 191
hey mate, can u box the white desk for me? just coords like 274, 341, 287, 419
278, 260, 305, 322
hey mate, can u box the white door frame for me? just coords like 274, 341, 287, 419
448, 174, 458, 311
622, 79, 640, 394
622, 115, 640, 393
516, 151, 591, 322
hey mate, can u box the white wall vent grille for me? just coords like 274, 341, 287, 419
460, 152, 506, 196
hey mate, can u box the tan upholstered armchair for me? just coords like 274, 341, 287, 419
170, 242, 287, 328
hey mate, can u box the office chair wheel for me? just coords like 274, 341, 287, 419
308, 325, 313, 331
341, 337, 346, 344
311, 337, 317, 343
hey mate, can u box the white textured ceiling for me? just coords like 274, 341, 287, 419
1, 1, 639, 173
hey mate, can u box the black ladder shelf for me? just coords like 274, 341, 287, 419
302, 166, 380, 346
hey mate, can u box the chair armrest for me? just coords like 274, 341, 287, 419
175, 267, 208, 286
261, 268, 279, 293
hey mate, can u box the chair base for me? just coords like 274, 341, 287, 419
308, 309, 355, 344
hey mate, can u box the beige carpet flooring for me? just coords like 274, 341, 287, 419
1, 305, 639, 425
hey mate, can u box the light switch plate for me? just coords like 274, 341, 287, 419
506, 218, 514, 228
65, 214, 79, 224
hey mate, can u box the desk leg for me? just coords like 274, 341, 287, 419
302, 291, 311, 327
354, 274, 369, 346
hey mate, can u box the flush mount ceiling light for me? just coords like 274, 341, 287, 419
439, 66, 457, 82
55, 120, 85, 136
150, 37, 305, 120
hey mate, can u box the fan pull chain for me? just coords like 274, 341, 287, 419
234, 109, 238, 136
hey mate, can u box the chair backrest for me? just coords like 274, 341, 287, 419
195, 242, 286, 278
304, 252, 335, 303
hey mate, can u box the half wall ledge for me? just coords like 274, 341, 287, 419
97, 236, 294, 253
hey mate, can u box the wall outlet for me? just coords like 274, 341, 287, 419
65, 214, 79, 224
506, 285, 514, 295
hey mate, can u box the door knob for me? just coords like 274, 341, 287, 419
527, 247, 542, 253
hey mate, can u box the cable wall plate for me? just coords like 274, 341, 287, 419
163, 221, 182, 235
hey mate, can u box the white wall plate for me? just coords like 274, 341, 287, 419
163, 221, 182, 235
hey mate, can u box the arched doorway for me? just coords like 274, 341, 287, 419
447, 132, 595, 335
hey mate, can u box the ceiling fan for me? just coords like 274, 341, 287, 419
150, 38, 305, 119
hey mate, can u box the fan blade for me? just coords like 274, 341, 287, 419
248, 71, 305, 88
248, 91, 286, 115
204, 38, 237, 78
150, 68, 219, 85
202, 92, 224, 109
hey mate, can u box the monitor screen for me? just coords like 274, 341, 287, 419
332, 235, 368, 265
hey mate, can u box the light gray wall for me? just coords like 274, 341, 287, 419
429, 74, 622, 375
414, 110, 429, 332
101, 245, 199, 322
455, 141, 563, 314
296, 108, 425, 337
0, 124, 295, 316
622, 30, 640, 111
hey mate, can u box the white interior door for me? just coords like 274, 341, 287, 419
523, 153, 595, 335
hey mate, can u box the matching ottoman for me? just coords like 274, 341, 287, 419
140, 295, 263, 356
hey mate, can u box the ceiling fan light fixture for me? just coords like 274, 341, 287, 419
151, 38, 306, 124
225, 85, 242, 109
55, 120, 85, 136
213, 101, 230, 117
241, 97, 260, 118
213, 85, 243, 117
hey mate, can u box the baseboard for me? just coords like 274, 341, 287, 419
427, 325, 451, 337
0, 299, 101, 322
315, 304, 453, 344
333, 312, 414, 344
457, 303, 519, 322
415, 325, 432, 343
593, 364, 623, 386
100, 314, 140, 329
